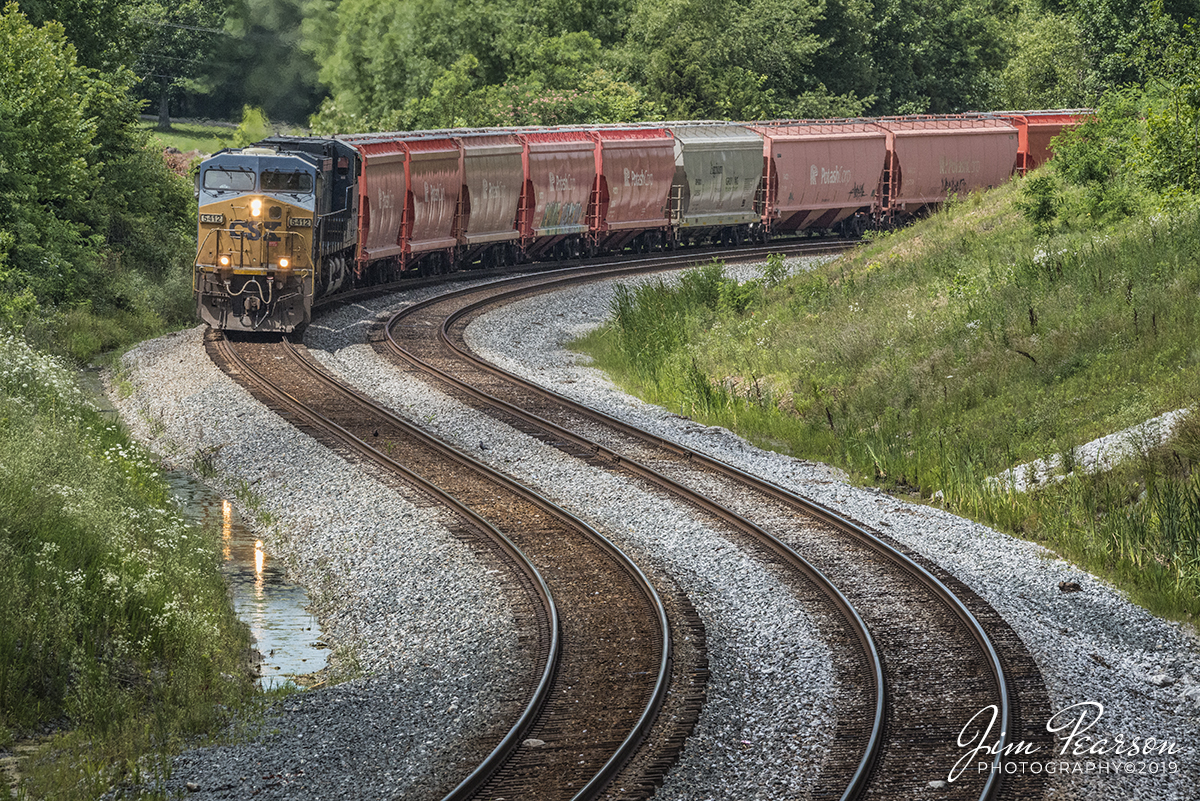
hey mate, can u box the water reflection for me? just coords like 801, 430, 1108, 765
167, 475, 327, 690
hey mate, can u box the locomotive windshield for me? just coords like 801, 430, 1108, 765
203, 168, 255, 192
261, 170, 314, 194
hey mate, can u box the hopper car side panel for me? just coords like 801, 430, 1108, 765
671, 125, 763, 229
590, 128, 676, 232
518, 131, 597, 240
404, 138, 461, 254
752, 122, 887, 232
456, 134, 524, 246
352, 140, 408, 264
875, 117, 1019, 216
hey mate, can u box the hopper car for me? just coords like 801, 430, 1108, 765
194, 110, 1087, 333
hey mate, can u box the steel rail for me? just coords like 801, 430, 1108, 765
383, 265, 1013, 799
382, 288, 885, 800
438, 271, 1014, 800
215, 333, 674, 801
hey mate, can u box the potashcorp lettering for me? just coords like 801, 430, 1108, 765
624, 168, 653, 187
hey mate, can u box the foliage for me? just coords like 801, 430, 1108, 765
864, 0, 1017, 114
0, 333, 254, 795
208, 0, 325, 123
1, 4, 104, 305
307, 0, 879, 129
131, 0, 231, 127
1064, 0, 1200, 90
1017, 173, 1059, 231
0, 4, 195, 360
228, 104, 272, 148
575, 180, 1200, 618
16, 0, 139, 70
313, 38, 660, 132
624, 0, 825, 119
997, 11, 1091, 110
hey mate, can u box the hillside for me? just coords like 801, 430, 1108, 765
574, 107, 1200, 619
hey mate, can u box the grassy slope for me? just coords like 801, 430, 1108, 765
0, 336, 257, 798
575, 179, 1200, 619
139, 121, 231, 155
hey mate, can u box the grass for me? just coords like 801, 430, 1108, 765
573, 180, 1200, 621
3, 248, 197, 367
138, 121, 232, 156
0, 332, 257, 798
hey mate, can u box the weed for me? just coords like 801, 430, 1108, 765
192, 444, 223, 479
0, 334, 255, 798
573, 189, 1200, 619
232, 479, 276, 528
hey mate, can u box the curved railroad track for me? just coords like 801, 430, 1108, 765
205, 333, 687, 801
370, 264, 1054, 801
314, 236, 852, 318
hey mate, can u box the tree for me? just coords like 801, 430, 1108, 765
205, 0, 324, 123
997, 12, 1091, 110
1064, 0, 1200, 90
622, 0, 841, 119
0, 3, 193, 317
15, 0, 138, 70
0, 3, 101, 303
131, 0, 230, 130
867, 0, 1016, 114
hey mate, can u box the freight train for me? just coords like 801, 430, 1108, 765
193, 111, 1086, 333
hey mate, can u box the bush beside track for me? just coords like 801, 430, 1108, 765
576, 130, 1200, 620
0, 334, 255, 799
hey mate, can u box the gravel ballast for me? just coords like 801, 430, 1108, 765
463, 263, 1200, 801
111, 328, 528, 800
110, 261, 1199, 800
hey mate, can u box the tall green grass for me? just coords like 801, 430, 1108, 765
574, 187, 1200, 619
0, 332, 254, 798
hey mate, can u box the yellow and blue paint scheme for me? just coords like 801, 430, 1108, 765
194, 147, 320, 332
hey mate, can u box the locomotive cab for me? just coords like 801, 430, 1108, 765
194, 147, 322, 333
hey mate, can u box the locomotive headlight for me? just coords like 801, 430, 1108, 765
219, 254, 230, 267
250, 199, 262, 217
278, 257, 290, 268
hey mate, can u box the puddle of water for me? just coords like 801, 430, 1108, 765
165, 474, 328, 690
1, 736, 53, 797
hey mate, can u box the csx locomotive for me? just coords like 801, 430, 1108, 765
194, 112, 1085, 333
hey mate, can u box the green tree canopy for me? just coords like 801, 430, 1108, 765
15, 0, 137, 70
0, 3, 192, 317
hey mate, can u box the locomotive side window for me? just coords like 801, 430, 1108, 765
261, 170, 314, 194
203, 168, 255, 191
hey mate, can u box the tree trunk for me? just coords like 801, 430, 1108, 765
157, 82, 172, 132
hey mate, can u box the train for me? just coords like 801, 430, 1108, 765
193, 110, 1087, 333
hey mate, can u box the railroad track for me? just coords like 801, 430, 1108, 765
315, 236, 853, 316
205, 333, 691, 801
369, 263, 1054, 801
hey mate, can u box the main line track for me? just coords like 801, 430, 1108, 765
206, 333, 681, 801
373, 263, 1054, 800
